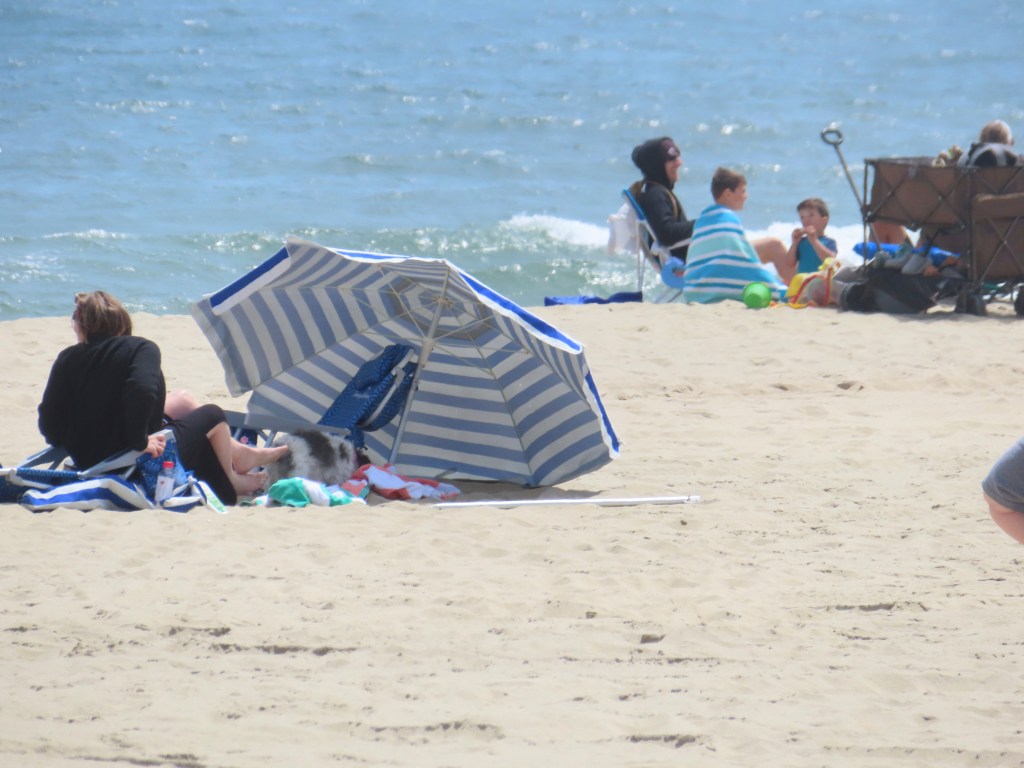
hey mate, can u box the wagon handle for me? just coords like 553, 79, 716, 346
821, 123, 865, 212
820, 126, 844, 147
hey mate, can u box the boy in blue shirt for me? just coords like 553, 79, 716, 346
787, 197, 837, 276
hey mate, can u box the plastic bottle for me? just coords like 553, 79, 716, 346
154, 460, 175, 506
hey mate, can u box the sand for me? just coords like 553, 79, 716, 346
2, 301, 1024, 767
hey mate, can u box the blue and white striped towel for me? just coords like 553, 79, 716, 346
682, 204, 788, 304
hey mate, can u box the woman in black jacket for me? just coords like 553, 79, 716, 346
630, 136, 695, 262
38, 291, 287, 504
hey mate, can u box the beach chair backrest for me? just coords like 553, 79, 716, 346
606, 185, 685, 300
865, 158, 969, 229
972, 191, 1024, 282
624, 188, 673, 266
866, 159, 1024, 230
317, 343, 416, 449
620, 188, 686, 302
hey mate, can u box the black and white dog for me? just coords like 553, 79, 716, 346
263, 429, 359, 487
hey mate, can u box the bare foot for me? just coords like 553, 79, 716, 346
232, 469, 268, 496
233, 443, 289, 474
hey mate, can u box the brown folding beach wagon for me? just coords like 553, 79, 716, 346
863, 157, 1024, 315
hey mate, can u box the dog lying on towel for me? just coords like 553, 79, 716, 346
263, 430, 359, 488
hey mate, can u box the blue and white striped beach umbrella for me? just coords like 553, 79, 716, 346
191, 237, 619, 486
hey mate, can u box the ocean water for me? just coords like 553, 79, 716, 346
1, 0, 1022, 319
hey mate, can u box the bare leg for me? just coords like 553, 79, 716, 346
985, 492, 1024, 544
869, 222, 911, 246
165, 390, 201, 421
751, 236, 796, 285
205, 422, 286, 496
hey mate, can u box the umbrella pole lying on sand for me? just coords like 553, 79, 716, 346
434, 495, 701, 509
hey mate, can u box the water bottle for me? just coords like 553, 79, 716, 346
154, 460, 175, 506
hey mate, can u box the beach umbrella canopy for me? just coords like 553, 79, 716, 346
191, 237, 619, 486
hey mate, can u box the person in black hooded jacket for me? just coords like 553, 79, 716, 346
630, 136, 694, 262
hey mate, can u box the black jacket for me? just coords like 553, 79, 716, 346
630, 137, 694, 260
634, 180, 694, 261
960, 142, 1019, 167
38, 334, 166, 469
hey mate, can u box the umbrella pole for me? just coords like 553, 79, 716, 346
388, 272, 450, 465
434, 495, 701, 509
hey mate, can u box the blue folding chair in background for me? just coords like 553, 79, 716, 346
611, 188, 685, 303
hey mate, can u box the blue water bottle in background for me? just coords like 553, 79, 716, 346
154, 460, 175, 506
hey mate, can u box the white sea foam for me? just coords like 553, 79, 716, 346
42, 230, 129, 242
503, 214, 607, 249
514, 214, 868, 267
752, 222, 867, 268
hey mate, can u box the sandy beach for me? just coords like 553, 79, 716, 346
2, 300, 1024, 767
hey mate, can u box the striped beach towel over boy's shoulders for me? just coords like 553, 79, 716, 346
681, 204, 787, 304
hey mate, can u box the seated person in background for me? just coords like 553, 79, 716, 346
38, 291, 288, 505
869, 221, 913, 247
629, 136, 695, 262
958, 119, 1018, 167
682, 167, 789, 304
786, 197, 838, 278
900, 120, 1019, 257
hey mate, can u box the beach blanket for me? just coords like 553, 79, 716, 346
544, 291, 643, 306
256, 476, 370, 507
250, 464, 461, 507
5, 471, 216, 513
682, 204, 787, 304
352, 464, 460, 501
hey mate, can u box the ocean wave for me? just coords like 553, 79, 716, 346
502, 214, 608, 249
42, 229, 132, 242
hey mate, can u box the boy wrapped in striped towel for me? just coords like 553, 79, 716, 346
682, 167, 788, 304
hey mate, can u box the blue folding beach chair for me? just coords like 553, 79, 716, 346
2, 442, 146, 502
611, 188, 684, 303
0, 428, 207, 511
227, 343, 418, 454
